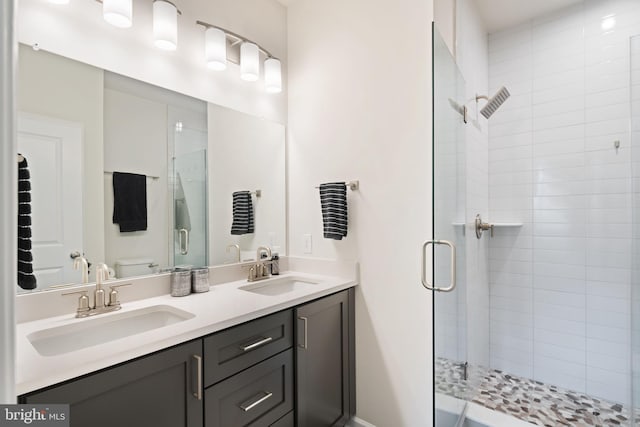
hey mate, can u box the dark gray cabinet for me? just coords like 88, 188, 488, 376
20, 288, 355, 427
22, 339, 203, 427
295, 289, 355, 427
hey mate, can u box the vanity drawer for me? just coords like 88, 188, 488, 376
205, 350, 293, 427
204, 309, 293, 386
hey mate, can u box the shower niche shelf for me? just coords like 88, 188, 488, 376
451, 222, 523, 228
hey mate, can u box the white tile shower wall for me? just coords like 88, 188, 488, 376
488, 0, 639, 405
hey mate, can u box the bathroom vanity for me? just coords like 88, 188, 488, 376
16, 265, 356, 427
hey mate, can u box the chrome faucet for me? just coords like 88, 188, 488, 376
247, 246, 272, 282
226, 244, 241, 263
63, 262, 130, 318
95, 263, 109, 309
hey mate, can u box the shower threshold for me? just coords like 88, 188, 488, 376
436, 358, 635, 426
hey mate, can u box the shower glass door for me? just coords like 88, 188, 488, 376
631, 34, 640, 425
171, 124, 208, 268
432, 23, 469, 426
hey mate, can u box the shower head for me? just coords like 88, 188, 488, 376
477, 86, 510, 119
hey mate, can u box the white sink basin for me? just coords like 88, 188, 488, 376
27, 305, 195, 357
240, 276, 319, 296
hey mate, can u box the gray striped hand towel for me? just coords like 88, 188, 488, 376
231, 191, 254, 235
319, 182, 348, 240
18, 154, 37, 290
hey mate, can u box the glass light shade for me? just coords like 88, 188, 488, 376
153, 0, 178, 50
205, 27, 227, 70
240, 42, 260, 82
264, 58, 282, 93
103, 0, 132, 28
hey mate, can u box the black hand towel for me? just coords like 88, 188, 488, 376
18, 154, 37, 290
112, 172, 148, 232
231, 191, 254, 235
319, 182, 348, 240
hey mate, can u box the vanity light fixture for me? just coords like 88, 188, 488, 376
240, 42, 260, 82
205, 27, 227, 70
153, 0, 180, 51
103, 0, 133, 28
196, 21, 282, 93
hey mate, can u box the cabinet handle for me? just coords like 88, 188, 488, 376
192, 354, 202, 400
240, 336, 273, 352
298, 316, 308, 349
239, 391, 273, 412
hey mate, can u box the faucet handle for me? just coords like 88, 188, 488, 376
62, 290, 91, 316
108, 283, 131, 307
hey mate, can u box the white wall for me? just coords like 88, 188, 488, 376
487, 0, 639, 404
17, 0, 287, 124
287, 0, 433, 425
208, 103, 286, 265
17, 45, 105, 274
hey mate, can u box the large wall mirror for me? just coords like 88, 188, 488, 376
16, 44, 286, 293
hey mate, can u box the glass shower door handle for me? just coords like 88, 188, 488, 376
179, 228, 189, 255
421, 240, 456, 292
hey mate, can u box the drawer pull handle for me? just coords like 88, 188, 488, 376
239, 391, 273, 412
240, 336, 273, 352
192, 354, 202, 400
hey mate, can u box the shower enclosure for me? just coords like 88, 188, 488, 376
169, 108, 208, 269
432, 1, 640, 424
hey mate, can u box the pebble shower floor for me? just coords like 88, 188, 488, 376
436, 358, 636, 426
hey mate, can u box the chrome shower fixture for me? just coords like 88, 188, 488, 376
476, 86, 510, 119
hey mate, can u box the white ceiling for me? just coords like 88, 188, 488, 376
473, 0, 584, 33
276, 0, 584, 33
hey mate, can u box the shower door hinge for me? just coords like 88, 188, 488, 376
463, 105, 468, 124
463, 362, 468, 381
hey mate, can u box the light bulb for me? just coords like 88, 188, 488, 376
240, 42, 260, 82
153, 0, 178, 51
205, 27, 227, 70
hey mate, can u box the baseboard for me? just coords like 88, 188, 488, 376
347, 416, 377, 427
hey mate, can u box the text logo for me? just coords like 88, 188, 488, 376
0, 405, 69, 427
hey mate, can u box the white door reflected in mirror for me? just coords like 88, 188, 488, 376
17, 113, 83, 290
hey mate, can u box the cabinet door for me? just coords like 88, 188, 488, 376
22, 340, 203, 427
295, 289, 355, 427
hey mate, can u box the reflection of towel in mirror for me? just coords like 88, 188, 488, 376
174, 172, 191, 231
231, 191, 254, 235
112, 172, 148, 232
18, 154, 37, 290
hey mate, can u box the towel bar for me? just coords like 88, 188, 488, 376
315, 180, 359, 191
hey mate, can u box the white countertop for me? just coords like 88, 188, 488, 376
16, 270, 357, 395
